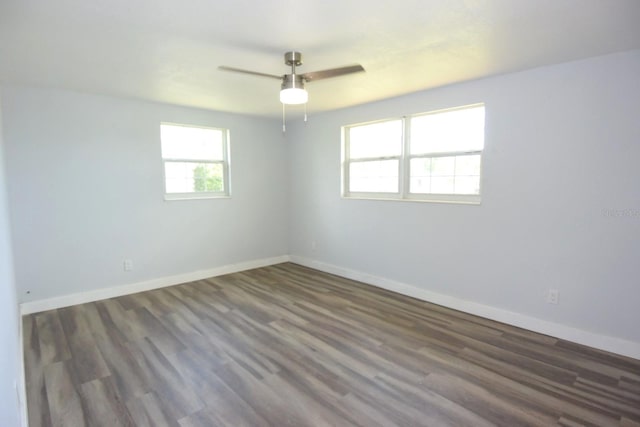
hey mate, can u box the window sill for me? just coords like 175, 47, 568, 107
342, 194, 481, 205
164, 193, 231, 201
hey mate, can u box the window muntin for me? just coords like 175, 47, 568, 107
160, 123, 230, 199
343, 104, 484, 203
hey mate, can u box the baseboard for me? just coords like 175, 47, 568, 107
18, 313, 28, 427
19, 253, 640, 359
289, 256, 640, 360
20, 255, 291, 315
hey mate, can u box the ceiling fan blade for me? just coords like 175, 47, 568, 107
218, 66, 282, 80
302, 64, 365, 82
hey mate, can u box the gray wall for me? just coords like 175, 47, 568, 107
287, 50, 640, 345
2, 87, 289, 303
0, 91, 21, 426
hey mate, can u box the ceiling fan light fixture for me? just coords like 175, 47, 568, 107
280, 74, 308, 105
280, 88, 308, 104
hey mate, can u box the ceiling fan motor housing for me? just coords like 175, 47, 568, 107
280, 73, 308, 104
284, 51, 303, 66
281, 74, 305, 90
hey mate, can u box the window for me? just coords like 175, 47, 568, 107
160, 123, 230, 200
347, 119, 403, 193
342, 104, 485, 204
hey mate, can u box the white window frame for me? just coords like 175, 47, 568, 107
341, 117, 404, 199
160, 122, 231, 201
342, 104, 484, 204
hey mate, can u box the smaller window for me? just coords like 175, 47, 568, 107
160, 123, 230, 200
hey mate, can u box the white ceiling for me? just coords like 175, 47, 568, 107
1, 0, 640, 118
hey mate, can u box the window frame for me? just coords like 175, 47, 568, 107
160, 122, 231, 201
342, 104, 484, 204
342, 117, 404, 198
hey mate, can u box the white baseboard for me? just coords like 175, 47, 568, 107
18, 253, 640, 360
20, 255, 290, 315
18, 314, 27, 427
289, 256, 640, 360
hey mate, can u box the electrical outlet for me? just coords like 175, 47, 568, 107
547, 289, 559, 305
123, 259, 133, 272
311, 240, 317, 251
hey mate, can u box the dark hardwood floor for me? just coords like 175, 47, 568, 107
23, 263, 640, 426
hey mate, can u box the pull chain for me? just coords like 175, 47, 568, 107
282, 103, 286, 132
281, 102, 309, 132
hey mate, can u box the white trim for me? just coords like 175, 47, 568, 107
18, 312, 27, 427
160, 123, 231, 199
18, 253, 640, 359
289, 256, 640, 360
342, 104, 485, 205
20, 255, 290, 315
164, 193, 231, 201
343, 194, 482, 205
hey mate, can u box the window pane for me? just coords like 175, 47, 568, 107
455, 154, 481, 176
410, 106, 484, 154
349, 120, 402, 159
165, 162, 224, 193
431, 156, 455, 176
430, 176, 455, 194
410, 176, 431, 193
161, 124, 224, 160
349, 160, 399, 193
410, 155, 481, 195
409, 158, 431, 193
454, 176, 480, 195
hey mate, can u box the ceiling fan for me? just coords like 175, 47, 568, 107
219, 51, 365, 105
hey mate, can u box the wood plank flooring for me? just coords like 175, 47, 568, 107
23, 263, 640, 426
